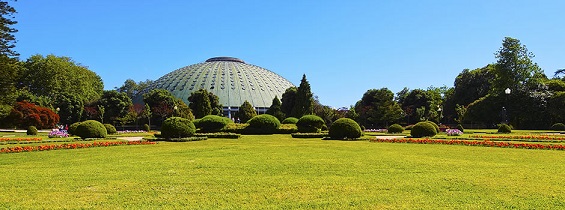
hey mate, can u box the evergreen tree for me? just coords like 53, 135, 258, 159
266, 96, 285, 121
281, 87, 297, 117
291, 74, 314, 117
188, 89, 212, 118
0, 1, 18, 57
237, 101, 256, 123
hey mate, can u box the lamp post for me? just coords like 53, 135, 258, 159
504, 88, 511, 124
56, 107, 60, 114
173, 105, 178, 117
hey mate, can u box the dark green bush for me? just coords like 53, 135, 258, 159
498, 124, 512, 133
296, 115, 325, 133
410, 121, 437, 138
193, 132, 241, 139
405, 125, 414, 130
198, 115, 232, 132
551, 123, 565, 131
26, 126, 38, 135
282, 117, 299, 124
161, 117, 196, 139
277, 124, 298, 134
68, 122, 82, 136
387, 124, 404, 134
291, 133, 328, 138
456, 124, 465, 132
192, 119, 201, 128
329, 118, 362, 139
75, 120, 107, 139
247, 114, 281, 134
143, 124, 150, 132
425, 121, 440, 133
104, 124, 117, 134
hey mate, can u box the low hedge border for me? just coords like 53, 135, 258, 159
291, 133, 328, 138
194, 133, 241, 139
151, 137, 208, 142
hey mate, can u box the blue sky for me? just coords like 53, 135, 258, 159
12, 1, 565, 108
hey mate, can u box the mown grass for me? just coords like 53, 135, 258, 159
0, 135, 564, 209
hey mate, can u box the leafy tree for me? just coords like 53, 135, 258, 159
188, 89, 212, 118
266, 96, 285, 121
9, 101, 59, 129
237, 101, 256, 123
452, 65, 495, 106
97, 90, 132, 125
141, 104, 152, 130
355, 88, 402, 128
97, 105, 105, 123
281, 87, 297, 117
399, 89, 437, 124
54, 93, 83, 125
313, 96, 337, 128
19, 54, 104, 104
116, 79, 152, 100
291, 74, 314, 117
0, 0, 18, 57
0, 55, 22, 105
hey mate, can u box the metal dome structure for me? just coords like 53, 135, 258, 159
138, 57, 295, 118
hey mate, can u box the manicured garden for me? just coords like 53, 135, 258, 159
0, 133, 565, 208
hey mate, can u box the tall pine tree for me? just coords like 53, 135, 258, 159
280, 87, 297, 117
188, 89, 212, 119
291, 74, 314, 117
0, 0, 18, 57
237, 100, 256, 123
266, 96, 285, 121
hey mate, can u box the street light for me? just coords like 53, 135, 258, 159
173, 105, 178, 117
505, 88, 511, 95
55, 107, 60, 113
504, 88, 511, 124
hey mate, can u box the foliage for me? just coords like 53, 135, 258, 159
282, 117, 298, 124
399, 88, 442, 124
53, 93, 83, 125
160, 117, 195, 139
193, 132, 241, 139
75, 120, 108, 139
97, 90, 133, 124
328, 118, 362, 139
188, 89, 212, 118
266, 96, 285, 121
451, 65, 495, 107
355, 88, 402, 128
425, 120, 440, 133
0, 55, 23, 106
456, 124, 465, 132
143, 89, 192, 124
198, 115, 232, 132
26, 126, 37, 135
116, 79, 152, 100
0, 1, 18, 57
280, 87, 297, 117
236, 101, 256, 123
296, 115, 325, 133
291, 74, 314, 117
313, 96, 338, 128
551, 123, 565, 131
387, 124, 404, 134
143, 123, 150, 132
9, 101, 59, 129
277, 124, 298, 134
104, 124, 117, 134
68, 122, 82, 136
498, 124, 512, 134
19, 54, 104, 104
247, 114, 281, 134
291, 133, 328, 138
410, 121, 437, 138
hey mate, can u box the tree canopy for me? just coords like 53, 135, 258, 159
0, 1, 18, 57
290, 74, 313, 117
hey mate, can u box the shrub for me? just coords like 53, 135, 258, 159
277, 124, 298, 134
425, 121, 440, 133
143, 123, 150, 132
75, 120, 107, 139
282, 117, 299, 124
410, 121, 437, 138
198, 115, 232, 132
551, 123, 565, 131
247, 114, 281, 134
329, 118, 362, 139
161, 117, 196, 139
104, 124, 117, 134
405, 125, 414, 130
26, 126, 38, 135
296, 115, 325, 133
387, 124, 404, 134
192, 119, 201, 128
456, 124, 465, 132
498, 124, 512, 133
291, 133, 328, 138
68, 122, 82, 136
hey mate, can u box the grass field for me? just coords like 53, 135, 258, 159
1, 134, 564, 209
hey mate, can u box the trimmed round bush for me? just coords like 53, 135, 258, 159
551, 123, 565, 131
192, 119, 201, 128
247, 114, 281, 134
68, 122, 82, 136
161, 117, 195, 138
296, 115, 325, 133
410, 121, 438, 138
329, 118, 362, 139
198, 115, 232, 132
282, 117, 299, 124
27, 126, 38, 135
405, 125, 414, 130
425, 121, 440, 133
498, 124, 512, 133
456, 124, 465, 132
387, 124, 404, 134
143, 124, 150, 132
104, 124, 117, 134
75, 120, 107, 139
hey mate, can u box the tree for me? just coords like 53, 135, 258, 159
312, 96, 337, 128
237, 101, 256, 123
9, 101, 59, 129
116, 79, 152, 101
19, 54, 104, 104
54, 93, 84, 125
492, 37, 545, 93
0, 1, 18, 57
0, 55, 22, 105
399, 89, 439, 124
141, 103, 152, 130
281, 87, 297, 117
355, 88, 402, 128
266, 96, 285, 121
188, 89, 212, 119
97, 105, 105, 123
97, 90, 132, 125
291, 74, 314, 117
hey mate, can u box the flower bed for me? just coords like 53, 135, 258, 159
470, 135, 565, 141
48, 130, 69, 138
116, 130, 147, 134
0, 138, 42, 142
371, 138, 565, 151
446, 129, 463, 136
0, 140, 156, 154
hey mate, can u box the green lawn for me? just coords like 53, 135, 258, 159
0, 135, 564, 209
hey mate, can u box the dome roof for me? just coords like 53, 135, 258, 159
139, 57, 295, 108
